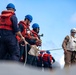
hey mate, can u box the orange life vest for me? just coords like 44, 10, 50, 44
43, 53, 52, 62
31, 30, 38, 38
0, 10, 15, 30
19, 21, 31, 39
18, 21, 27, 37
31, 30, 41, 46
16, 21, 31, 42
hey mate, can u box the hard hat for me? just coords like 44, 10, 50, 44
25, 15, 33, 22
32, 23, 39, 29
6, 3, 16, 11
71, 28, 76, 33
46, 50, 50, 54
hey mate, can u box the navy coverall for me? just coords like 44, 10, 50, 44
0, 14, 20, 61
43, 56, 55, 69
19, 24, 37, 65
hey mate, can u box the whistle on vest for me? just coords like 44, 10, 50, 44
27, 30, 30, 34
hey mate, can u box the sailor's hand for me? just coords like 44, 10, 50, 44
21, 36, 28, 45
64, 49, 68, 54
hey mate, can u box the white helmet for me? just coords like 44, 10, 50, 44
71, 28, 76, 33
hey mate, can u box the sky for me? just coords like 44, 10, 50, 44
0, 0, 76, 67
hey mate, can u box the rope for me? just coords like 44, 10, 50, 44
24, 44, 27, 66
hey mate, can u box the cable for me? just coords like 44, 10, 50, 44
47, 48, 63, 51
40, 48, 63, 51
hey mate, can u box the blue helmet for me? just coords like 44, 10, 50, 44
25, 15, 33, 22
46, 51, 50, 54
6, 3, 16, 11
32, 23, 39, 29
